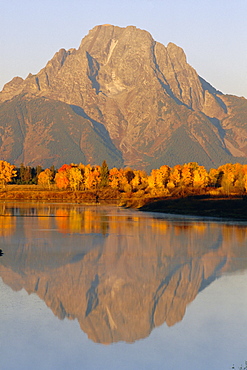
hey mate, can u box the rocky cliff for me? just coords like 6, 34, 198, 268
0, 25, 247, 170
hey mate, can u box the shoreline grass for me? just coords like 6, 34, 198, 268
0, 185, 121, 202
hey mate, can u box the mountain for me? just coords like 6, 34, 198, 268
1, 24, 247, 170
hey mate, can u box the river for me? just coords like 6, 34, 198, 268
0, 201, 247, 370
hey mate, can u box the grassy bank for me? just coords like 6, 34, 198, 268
0, 185, 121, 202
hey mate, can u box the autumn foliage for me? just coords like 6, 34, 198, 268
3, 159, 247, 199
51, 161, 247, 198
38, 168, 53, 189
0, 160, 17, 187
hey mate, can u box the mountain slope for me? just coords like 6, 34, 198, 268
0, 24, 247, 170
0, 94, 123, 168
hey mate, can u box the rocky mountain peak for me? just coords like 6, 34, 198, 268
167, 42, 187, 62
0, 25, 246, 170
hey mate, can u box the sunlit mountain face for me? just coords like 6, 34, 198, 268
1, 202, 247, 344
0, 25, 247, 170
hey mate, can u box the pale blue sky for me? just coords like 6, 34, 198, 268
1, 0, 247, 97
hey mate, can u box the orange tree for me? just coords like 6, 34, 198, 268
54, 164, 71, 190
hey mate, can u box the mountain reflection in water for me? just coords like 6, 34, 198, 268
0, 201, 247, 344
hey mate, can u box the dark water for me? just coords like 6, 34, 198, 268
0, 201, 247, 370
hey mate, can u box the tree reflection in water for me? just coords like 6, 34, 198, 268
0, 201, 247, 344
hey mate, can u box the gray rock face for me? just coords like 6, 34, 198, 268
0, 24, 247, 170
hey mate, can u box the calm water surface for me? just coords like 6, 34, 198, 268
0, 201, 247, 370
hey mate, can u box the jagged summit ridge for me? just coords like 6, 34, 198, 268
0, 24, 216, 110
0, 24, 246, 170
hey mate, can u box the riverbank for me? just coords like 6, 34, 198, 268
1, 186, 247, 221
138, 196, 247, 221
0, 185, 120, 202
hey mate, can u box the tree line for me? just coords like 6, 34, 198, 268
2, 159, 247, 197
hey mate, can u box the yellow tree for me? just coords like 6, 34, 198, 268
148, 168, 166, 194
242, 165, 247, 193
167, 164, 182, 190
0, 160, 17, 187
146, 165, 170, 195
208, 168, 221, 187
38, 169, 53, 189
68, 167, 83, 191
159, 165, 170, 186
181, 163, 193, 187
218, 163, 235, 196
192, 166, 209, 189
84, 165, 93, 189
119, 169, 130, 191
147, 169, 156, 189
109, 167, 122, 189
92, 165, 101, 189
232, 163, 245, 194
84, 165, 101, 190
131, 170, 147, 191
131, 170, 141, 190
108, 168, 128, 191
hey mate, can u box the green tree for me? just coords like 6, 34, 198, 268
19, 164, 32, 184
100, 160, 109, 187
35, 165, 43, 184
19, 163, 25, 184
